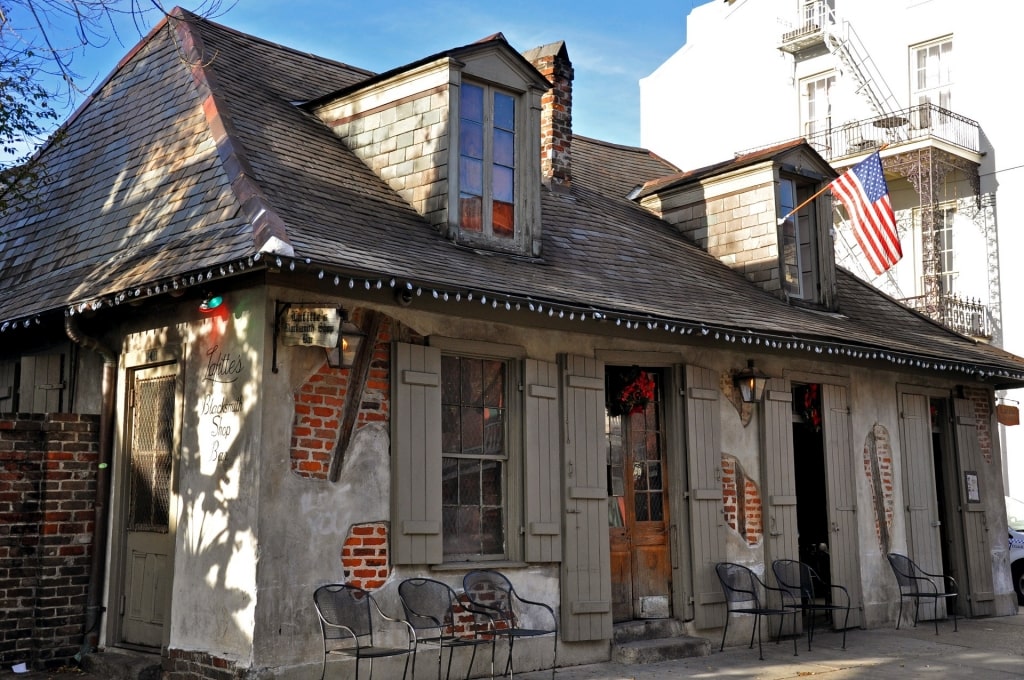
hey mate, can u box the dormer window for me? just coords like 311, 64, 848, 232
459, 82, 517, 239
778, 176, 820, 301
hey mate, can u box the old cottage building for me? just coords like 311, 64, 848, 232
1, 8, 1021, 678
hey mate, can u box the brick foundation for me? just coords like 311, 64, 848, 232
164, 648, 244, 680
0, 413, 99, 671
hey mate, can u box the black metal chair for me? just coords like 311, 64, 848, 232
771, 558, 851, 650
462, 570, 557, 679
886, 552, 958, 634
312, 583, 417, 680
399, 577, 497, 680
715, 562, 799, 660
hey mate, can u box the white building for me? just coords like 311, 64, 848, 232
641, 0, 1024, 500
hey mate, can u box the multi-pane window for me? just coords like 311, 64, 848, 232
912, 37, 952, 110
459, 82, 516, 239
936, 206, 955, 294
778, 177, 818, 300
802, 75, 834, 139
441, 354, 507, 560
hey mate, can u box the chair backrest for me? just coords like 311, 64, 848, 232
774, 557, 815, 602
463, 570, 516, 625
886, 552, 920, 591
715, 562, 763, 608
314, 583, 374, 642
398, 578, 459, 633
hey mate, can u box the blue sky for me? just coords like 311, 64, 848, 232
41, 0, 713, 147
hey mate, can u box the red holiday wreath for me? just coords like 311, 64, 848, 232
608, 366, 656, 416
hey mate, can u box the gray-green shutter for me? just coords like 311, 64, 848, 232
686, 364, 725, 630
525, 359, 562, 562
21, 352, 65, 412
392, 343, 442, 565
559, 354, 611, 642
953, 398, 995, 616
898, 392, 943, 578
762, 379, 797, 575
821, 383, 863, 628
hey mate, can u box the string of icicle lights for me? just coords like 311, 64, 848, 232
1, 251, 1018, 383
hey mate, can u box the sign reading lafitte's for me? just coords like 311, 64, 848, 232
280, 305, 342, 348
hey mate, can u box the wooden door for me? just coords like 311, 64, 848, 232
952, 398, 995, 616
898, 391, 945, 599
608, 368, 671, 621
121, 363, 178, 648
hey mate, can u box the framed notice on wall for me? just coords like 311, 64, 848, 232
964, 471, 980, 504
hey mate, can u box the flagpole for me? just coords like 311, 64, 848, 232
776, 144, 889, 226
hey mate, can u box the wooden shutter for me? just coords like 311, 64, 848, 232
685, 364, 725, 630
898, 392, 943, 576
524, 359, 561, 562
761, 379, 797, 576
821, 383, 863, 628
953, 398, 995, 616
391, 343, 442, 565
21, 352, 66, 412
559, 354, 611, 642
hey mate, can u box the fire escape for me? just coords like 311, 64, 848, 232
779, 1, 989, 340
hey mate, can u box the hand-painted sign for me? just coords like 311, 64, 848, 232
280, 305, 341, 349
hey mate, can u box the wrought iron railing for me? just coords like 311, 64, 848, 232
803, 104, 981, 161
899, 293, 990, 339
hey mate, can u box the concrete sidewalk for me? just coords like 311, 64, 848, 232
3, 614, 1021, 679
517, 613, 1024, 680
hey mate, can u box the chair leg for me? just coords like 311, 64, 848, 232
551, 633, 557, 680
720, 613, 730, 652
895, 597, 903, 630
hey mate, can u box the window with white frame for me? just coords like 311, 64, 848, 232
914, 203, 956, 295
911, 37, 952, 111
801, 74, 835, 154
778, 176, 819, 300
441, 353, 510, 560
459, 81, 517, 243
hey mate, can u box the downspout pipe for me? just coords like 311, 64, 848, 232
65, 313, 117, 660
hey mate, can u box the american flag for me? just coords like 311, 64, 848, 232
830, 152, 902, 275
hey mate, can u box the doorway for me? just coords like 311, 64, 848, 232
606, 366, 671, 622
118, 361, 178, 648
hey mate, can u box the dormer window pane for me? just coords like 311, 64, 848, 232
458, 81, 518, 240
495, 92, 515, 130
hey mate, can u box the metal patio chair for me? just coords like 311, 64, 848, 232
462, 569, 557, 679
312, 583, 416, 680
399, 577, 497, 680
772, 558, 851, 650
715, 562, 799, 660
886, 552, 958, 634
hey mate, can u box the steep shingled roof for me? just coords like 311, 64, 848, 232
1, 9, 1022, 387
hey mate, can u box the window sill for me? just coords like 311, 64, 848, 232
431, 560, 528, 572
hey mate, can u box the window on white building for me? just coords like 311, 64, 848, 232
911, 37, 952, 117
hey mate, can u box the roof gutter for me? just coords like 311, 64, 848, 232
65, 314, 116, 660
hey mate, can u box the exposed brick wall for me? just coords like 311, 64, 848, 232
164, 649, 245, 680
863, 423, 895, 554
0, 414, 99, 671
721, 454, 762, 545
314, 82, 450, 229
961, 386, 994, 463
340, 522, 389, 590
290, 317, 391, 480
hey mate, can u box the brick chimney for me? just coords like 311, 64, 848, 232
524, 41, 573, 190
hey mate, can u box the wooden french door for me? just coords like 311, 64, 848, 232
120, 362, 178, 648
608, 368, 671, 622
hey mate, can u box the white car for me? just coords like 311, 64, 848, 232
1008, 496, 1024, 605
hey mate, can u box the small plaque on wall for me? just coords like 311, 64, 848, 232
964, 471, 980, 504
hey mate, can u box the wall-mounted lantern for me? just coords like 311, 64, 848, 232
734, 359, 769, 403
325, 316, 367, 369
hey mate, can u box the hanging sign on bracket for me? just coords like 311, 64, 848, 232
279, 304, 342, 348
